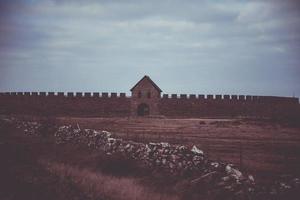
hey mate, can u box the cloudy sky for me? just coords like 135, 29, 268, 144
0, 0, 299, 97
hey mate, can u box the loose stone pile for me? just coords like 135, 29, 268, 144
15, 119, 42, 135
54, 124, 257, 197
55, 125, 207, 173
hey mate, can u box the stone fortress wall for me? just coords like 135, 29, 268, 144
0, 91, 299, 118
159, 93, 299, 118
0, 92, 131, 117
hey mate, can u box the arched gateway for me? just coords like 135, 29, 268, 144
130, 75, 162, 117
137, 103, 150, 116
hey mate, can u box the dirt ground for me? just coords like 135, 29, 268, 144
57, 117, 300, 179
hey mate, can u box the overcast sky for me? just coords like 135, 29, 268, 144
0, 0, 299, 97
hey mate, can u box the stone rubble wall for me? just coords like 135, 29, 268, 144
2, 117, 299, 200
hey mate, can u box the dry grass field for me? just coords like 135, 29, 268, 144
0, 121, 180, 200
1, 116, 300, 199
57, 117, 300, 179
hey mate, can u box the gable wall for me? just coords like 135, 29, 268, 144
131, 78, 161, 116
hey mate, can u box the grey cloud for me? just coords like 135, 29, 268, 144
0, 0, 299, 96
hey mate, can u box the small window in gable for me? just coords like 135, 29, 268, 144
138, 91, 142, 98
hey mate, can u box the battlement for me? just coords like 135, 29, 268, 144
161, 94, 299, 104
1, 92, 298, 104
0, 92, 128, 98
1, 76, 299, 118
0, 91, 299, 118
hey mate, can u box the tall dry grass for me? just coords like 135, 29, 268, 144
40, 160, 179, 200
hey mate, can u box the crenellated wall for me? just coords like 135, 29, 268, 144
159, 93, 298, 104
158, 94, 299, 118
0, 92, 299, 118
0, 92, 130, 117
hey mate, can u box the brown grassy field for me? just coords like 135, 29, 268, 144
57, 117, 300, 179
1, 116, 300, 199
0, 121, 180, 200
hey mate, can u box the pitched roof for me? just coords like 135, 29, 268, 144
130, 75, 162, 92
